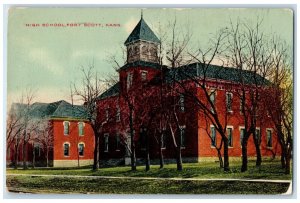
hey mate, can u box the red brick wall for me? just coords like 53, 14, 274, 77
52, 119, 95, 161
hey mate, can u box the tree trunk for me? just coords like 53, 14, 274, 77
223, 138, 230, 171
46, 148, 49, 167
159, 133, 164, 169
285, 154, 291, 175
217, 149, 224, 168
32, 147, 35, 169
176, 147, 183, 171
241, 138, 248, 172
93, 135, 99, 171
22, 142, 28, 170
14, 144, 19, 169
145, 132, 150, 171
129, 111, 136, 171
253, 134, 262, 167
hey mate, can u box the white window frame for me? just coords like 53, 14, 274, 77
63, 121, 70, 135
141, 70, 148, 81
226, 92, 233, 113
210, 125, 217, 148
239, 126, 245, 148
78, 122, 85, 136
179, 94, 185, 112
63, 142, 70, 157
179, 125, 186, 148
116, 105, 121, 122
116, 134, 120, 151
104, 133, 109, 152
78, 142, 85, 157
126, 72, 133, 89
266, 128, 273, 149
209, 90, 216, 113
226, 126, 234, 148
105, 108, 109, 121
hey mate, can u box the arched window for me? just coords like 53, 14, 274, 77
78, 142, 85, 156
63, 142, 70, 156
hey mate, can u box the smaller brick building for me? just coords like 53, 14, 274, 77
6, 100, 95, 167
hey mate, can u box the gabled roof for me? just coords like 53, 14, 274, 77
124, 17, 160, 45
97, 82, 120, 100
12, 100, 88, 120
166, 63, 270, 85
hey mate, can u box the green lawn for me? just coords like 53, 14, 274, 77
6, 160, 292, 194
6, 176, 290, 194
7, 159, 291, 180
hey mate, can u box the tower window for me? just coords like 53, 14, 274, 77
141, 71, 148, 81
127, 72, 133, 89
179, 94, 185, 112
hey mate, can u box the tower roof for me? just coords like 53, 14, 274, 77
124, 17, 160, 45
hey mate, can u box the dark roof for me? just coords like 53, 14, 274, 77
97, 82, 120, 100
118, 60, 166, 71
166, 63, 270, 85
124, 17, 160, 45
12, 100, 88, 120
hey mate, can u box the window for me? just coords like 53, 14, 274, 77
226, 92, 233, 112
179, 94, 185, 112
210, 91, 216, 113
141, 71, 148, 81
227, 127, 233, 147
179, 126, 186, 148
78, 143, 84, 156
211, 126, 216, 147
105, 108, 109, 121
240, 128, 245, 147
64, 143, 70, 156
255, 128, 261, 143
104, 134, 109, 152
78, 122, 84, 136
127, 72, 133, 89
240, 97, 243, 113
116, 105, 121, 122
116, 134, 120, 151
34, 143, 40, 157
63, 121, 70, 135
267, 129, 273, 148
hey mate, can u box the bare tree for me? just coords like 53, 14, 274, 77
225, 18, 274, 171
71, 62, 106, 171
263, 38, 293, 174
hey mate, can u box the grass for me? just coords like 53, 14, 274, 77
6, 176, 290, 194
7, 159, 291, 180
6, 160, 292, 194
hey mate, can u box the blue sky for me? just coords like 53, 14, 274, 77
7, 7, 293, 106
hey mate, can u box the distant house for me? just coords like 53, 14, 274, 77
6, 100, 95, 167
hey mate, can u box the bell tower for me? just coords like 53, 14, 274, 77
124, 13, 160, 64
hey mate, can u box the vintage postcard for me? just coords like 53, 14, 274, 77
5, 7, 293, 196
